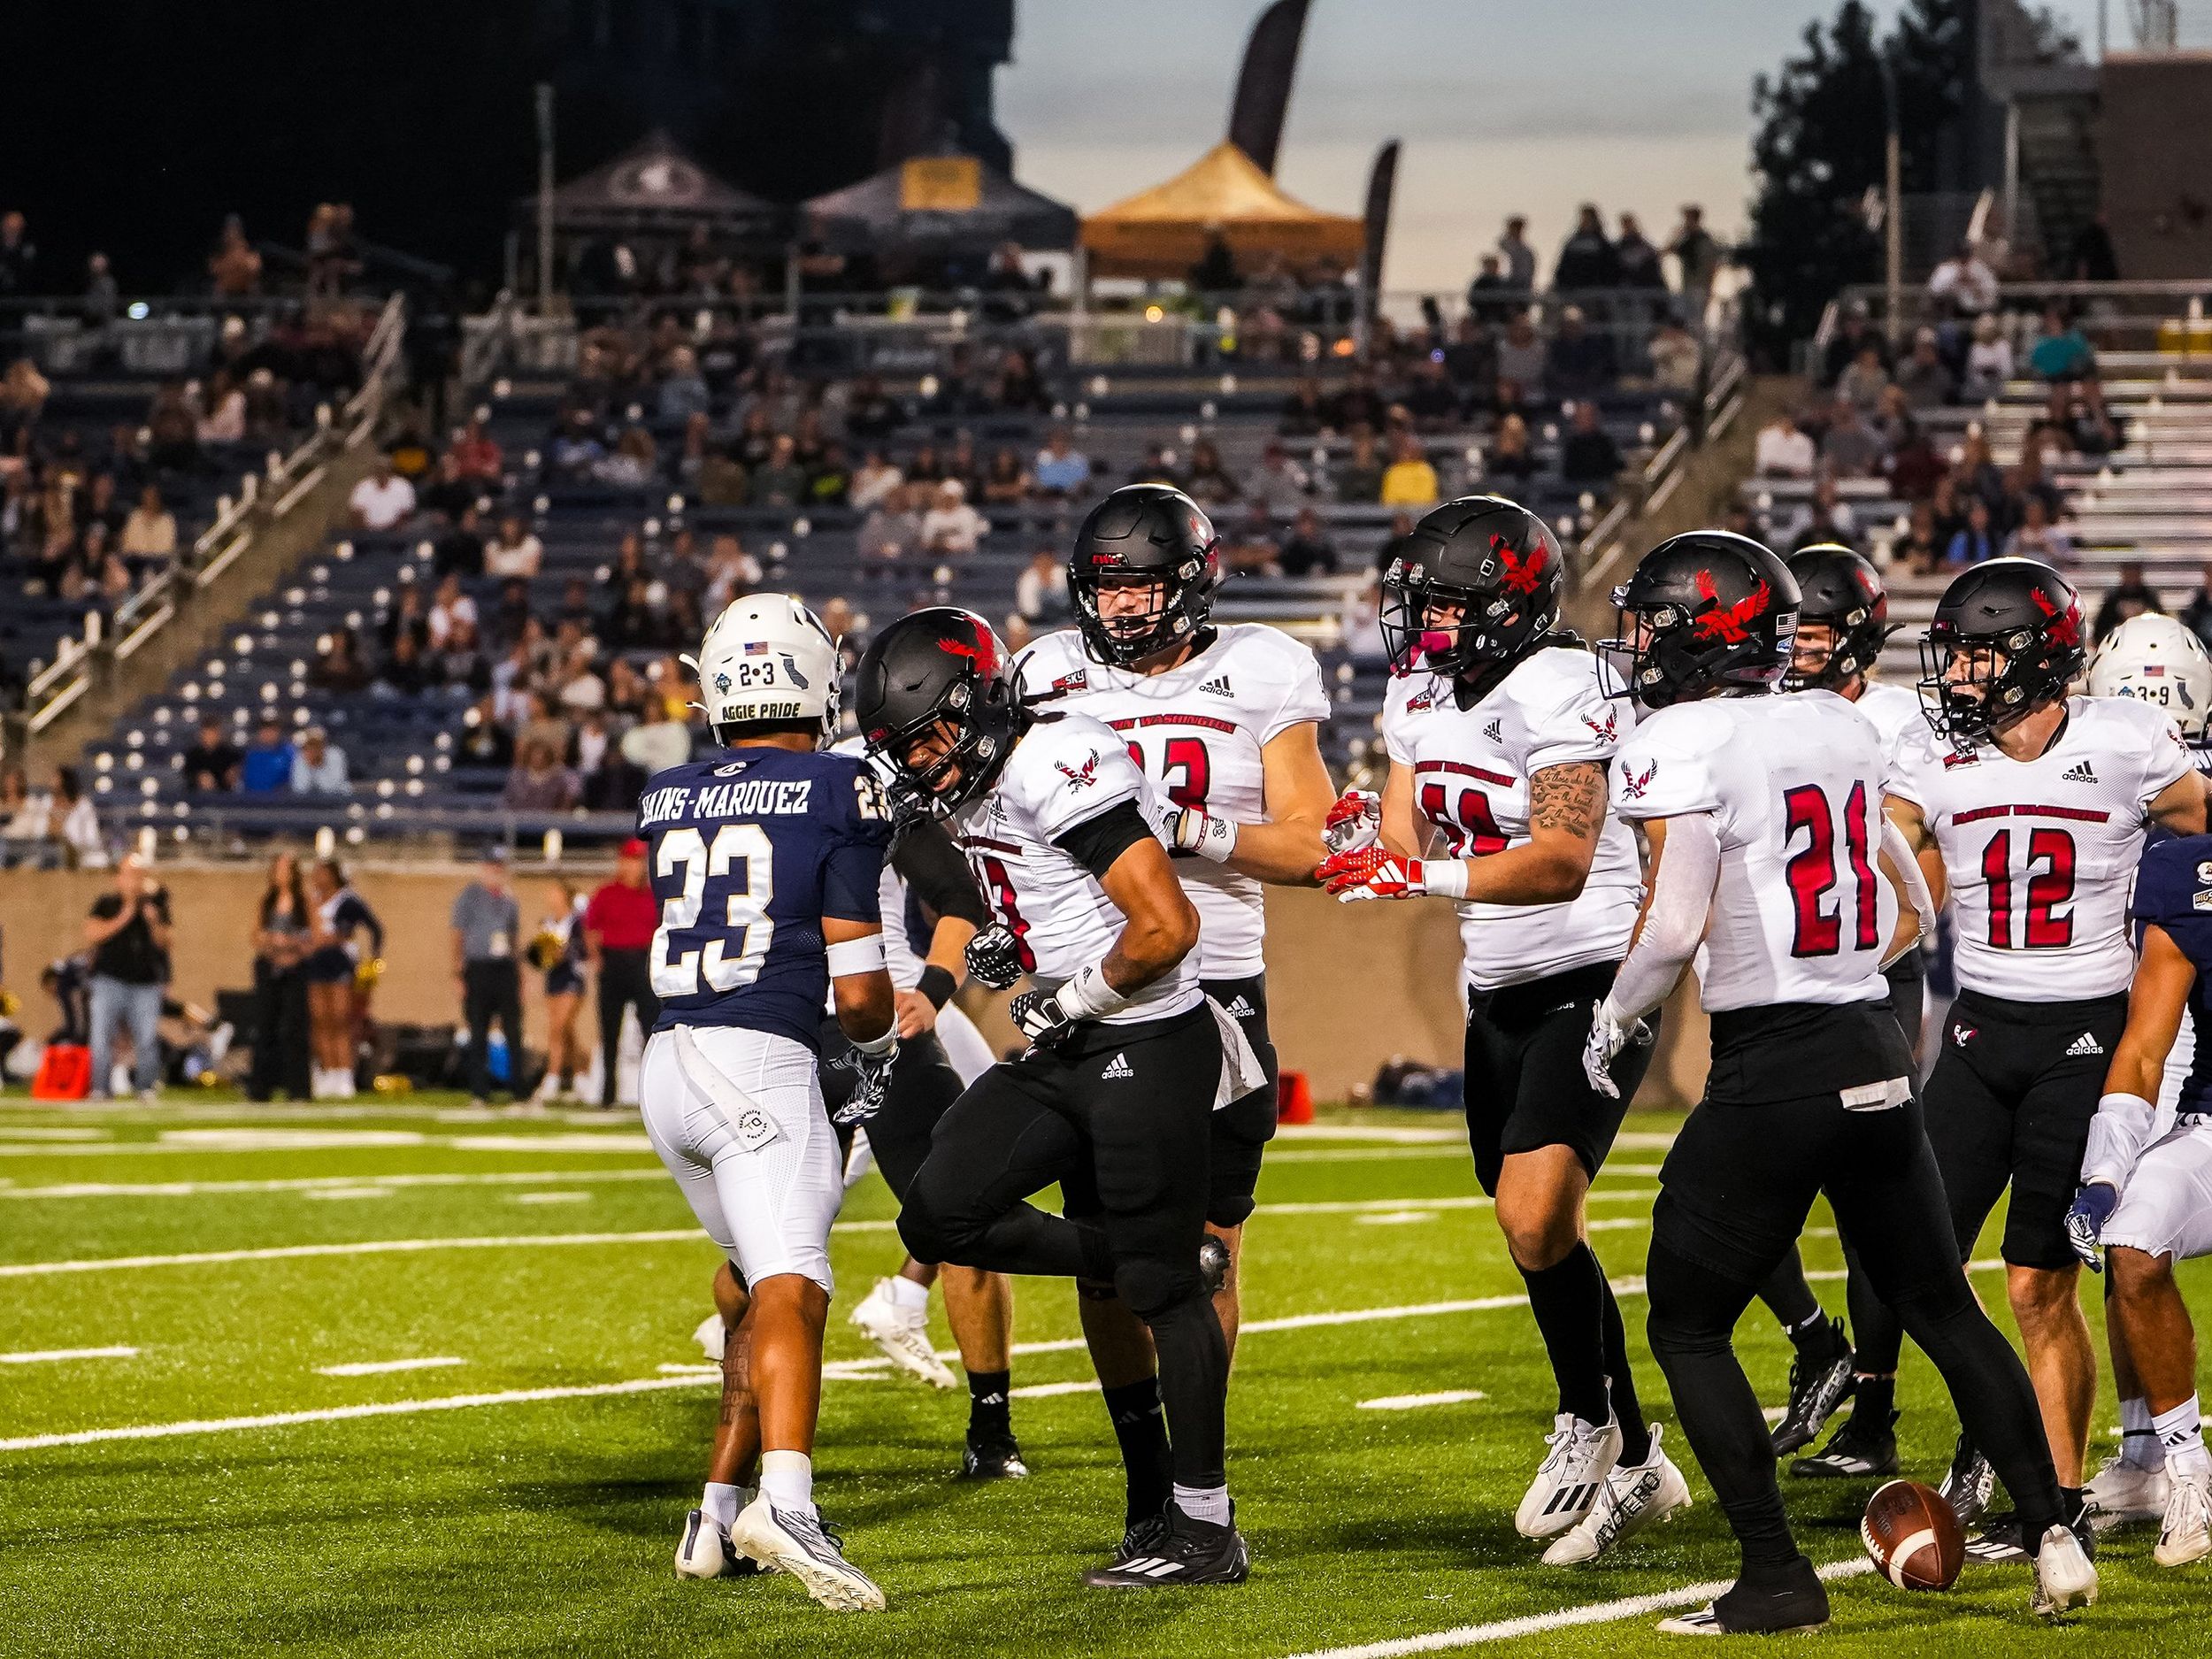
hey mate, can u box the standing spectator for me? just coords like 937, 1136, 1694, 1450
1496, 216, 1537, 296
1553, 205, 1618, 291
348, 457, 416, 532
1754, 408, 1816, 478
1961, 314, 2015, 402
1667, 204, 1721, 320
208, 216, 261, 297
83, 254, 119, 326
1820, 397, 1884, 479
1014, 548, 1071, 626
49, 766, 104, 868
1560, 402, 1624, 490
291, 727, 349, 795
583, 838, 661, 1109
0, 211, 37, 295
1277, 507, 1338, 576
182, 716, 242, 793
83, 856, 171, 1102
1927, 241, 1999, 319
1613, 213, 1666, 293
1466, 254, 1517, 326
2178, 564, 2212, 655
2094, 561, 2164, 642
1379, 435, 1440, 508
240, 718, 297, 795
1032, 427, 1093, 498
1546, 306, 1617, 401
452, 849, 524, 1108
248, 850, 312, 1102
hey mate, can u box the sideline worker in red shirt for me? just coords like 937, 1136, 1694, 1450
584, 838, 660, 1108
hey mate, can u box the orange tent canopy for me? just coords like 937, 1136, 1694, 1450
1080, 142, 1363, 280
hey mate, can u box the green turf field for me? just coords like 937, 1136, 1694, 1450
1, 1093, 2206, 1657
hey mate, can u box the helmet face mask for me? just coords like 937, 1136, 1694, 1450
1915, 558, 2085, 753
1779, 546, 1891, 694
1379, 496, 1565, 681
853, 608, 1028, 822
1598, 531, 1801, 710
1070, 485, 1220, 667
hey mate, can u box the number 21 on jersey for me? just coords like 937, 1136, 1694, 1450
1783, 780, 1879, 957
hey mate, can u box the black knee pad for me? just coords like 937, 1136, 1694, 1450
1114, 1257, 1202, 1324
895, 1187, 961, 1266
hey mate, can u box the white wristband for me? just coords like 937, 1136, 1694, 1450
849, 1022, 898, 1057
1192, 813, 1239, 864
1054, 963, 1132, 1022
1421, 858, 1470, 900
825, 933, 887, 978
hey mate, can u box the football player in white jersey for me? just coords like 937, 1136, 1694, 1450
2072, 612, 2212, 1529
856, 607, 1256, 1588
1760, 547, 1921, 1478
1311, 495, 1686, 1564
1890, 559, 2203, 1548
1018, 482, 1334, 1540
1588, 531, 2091, 1632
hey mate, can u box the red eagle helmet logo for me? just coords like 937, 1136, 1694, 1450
936, 618, 998, 677
2030, 583, 2083, 650
1494, 534, 1549, 597
1691, 569, 1771, 644
1056, 754, 1102, 789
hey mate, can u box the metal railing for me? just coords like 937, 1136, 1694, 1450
15, 293, 411, 750
1813, 280, 2212, 367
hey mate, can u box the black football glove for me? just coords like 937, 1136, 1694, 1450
1009, 987, 1079, 1051
828, 1037, 899, 1126
965, 922, 1027, 991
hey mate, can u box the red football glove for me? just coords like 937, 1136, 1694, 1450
1317, 845, 1426, 901
1322, 788, 1383, 856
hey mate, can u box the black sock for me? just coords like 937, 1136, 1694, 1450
966, 1369, 1010, 1440
2062, 1486, 2085, 1524
1101, 1375, 1173, 1527
1787, 1310, 1845, 1363
1852, 1374, 1896, 1427
1522, 1244, 1613, 1431
1597, 1268, 1653, 1464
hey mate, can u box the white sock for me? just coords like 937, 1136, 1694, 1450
1172, 1482, 1231, 1526
885, 1275, 930, 1314
2155, 1396, 2210, 1478
759, 1449, 814, 1516
702, 1481, 740, 1530
2122, 1395, 2166, 1471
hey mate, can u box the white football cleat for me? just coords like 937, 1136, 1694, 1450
848, 1279, 955, 1388
2085, 1455, 2170, 1525
731, 1497, 884, 1611
1544, 1424, 1693, 1564
1516, 1412, 1623, 1539
676, 1508, 765, 1579
2031, 1524, 2098, 1617
694, 1312, 727, 1363
2154, 1465, 2212, 1567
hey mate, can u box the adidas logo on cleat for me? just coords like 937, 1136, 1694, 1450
1199, 675, 1234, 698
2065, 1032, 2105, 1056
1102, 1053, 1134, 1079
2062, 759, 2098, 783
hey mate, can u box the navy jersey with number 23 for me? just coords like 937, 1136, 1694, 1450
637, 747, 891, 1049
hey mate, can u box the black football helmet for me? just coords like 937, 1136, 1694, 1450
1602, 530, 1800, 710
1069, 483, 1222, 666
1917, 557, 2085, 753
1782, 545, 1895, 693
1379, 495, 1565, 688
852, 607, 1031, 821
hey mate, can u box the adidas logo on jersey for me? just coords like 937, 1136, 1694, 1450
1199, 675, 1235, 698
1483, 718, 1503, 742
2062, 759, 2098, 783
1101, 1053, 1134, 1079
1222, 995, 1255, 1018
2065, 1032, 2105, 1057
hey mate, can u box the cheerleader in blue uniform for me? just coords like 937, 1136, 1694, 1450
303, 858, 383, 1099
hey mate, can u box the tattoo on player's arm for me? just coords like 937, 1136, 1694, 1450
1531, 763, 1606, 841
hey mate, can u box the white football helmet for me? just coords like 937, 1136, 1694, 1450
685, 594, 841, 746
2087, 611, 2212, 741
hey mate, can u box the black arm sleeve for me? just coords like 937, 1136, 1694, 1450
889, 816, 991, 929
1052, 799, 1156, 881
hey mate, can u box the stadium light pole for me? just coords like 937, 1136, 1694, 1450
1879, 47, 1902, 349
535, 83, 556, 316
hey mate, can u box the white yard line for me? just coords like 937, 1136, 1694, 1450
0, 1346, 137, 1364
315, 1356, 466, 1378
1, 1169, 670, 1200
1008, 1379, 1101, 1400
1271, 1125, 1463, 1143
1358, 1390, 1486, 1411
1279, 1559, 1875, 1658
0, 1131, 652, 1160
1266, 1148, 1463, 1164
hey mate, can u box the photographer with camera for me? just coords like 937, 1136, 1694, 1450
83, 854, 173, 1102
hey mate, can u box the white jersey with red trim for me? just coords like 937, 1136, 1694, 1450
1380, 644, 1644, 991
1888, 695, 2189, 1002
1849, 679, 1924, 761
949, 710, 1201, 1025
1018, 623, 1330, 977
1613, 690, 1898, 1012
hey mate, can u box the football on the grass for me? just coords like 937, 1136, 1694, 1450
1861, 1479, 1964, 1591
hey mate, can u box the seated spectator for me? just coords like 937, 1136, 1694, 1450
386, 420, 436, 480
348, 457, 416, 531
1486, 413, 1540, 482
1224, 505, 1281, 576
1182, 440, 1241, 508
2094, 561, 2164, 641
979, 446, 1032, 505
1373, 510, 1419, 574
119, 486, 177, 561
849, 450, 903, 511
1884, 416, 1946, 503
432, 506, 486, 580
0, 766, 44, 868
1560, 402, 1624, 491
311, 627, 372, 694
482, 515, 543, 579
240, 718, 297, 794
455, 695, 515, 768
290, 727, 349, 795
1333, 431, 1385, 502
181, 717, 243, 793
1014, 548, 1071, 626
1785, 473, 1859, 552
1897, 500, 1946, 574
1836, 343, 1890, 413
428, 572, 478, 649
504, 739, 580, 811
1246, 442, 1310, 516
1820, 396, 1884, 479
1443, 315, 1499, 396
1278, 376, 1327, 436
418, 451, 476, 523
1033, 427, 1093, 498
582, 744, 648, 813
1544, 306, 1617, 402
451, 418, 504, 482
2030, 380, 2118, 457
1326, 369, 1389, 433
2178, 563, 2212, 655
920, 480, 988, 556
1892, 328, 1956, 409
2003, 495, 2073, 564
1945, 496, 1999, 565
1755, 409, 1816, 478
695, 446, 748, 507
621, 699, 692, 779
2028, 303, 2096, 382
657, 348, 711, 424
1402, 359, 1463, 430
595, 427, 657, 488
805, 442, 852, 507
1961, 314, 2014, 403
375, 626, 433, 698
1380, 435, 1440, 509
743, 434, 804, 508
1927, 241, 1999, 319
1128, 444, 1181, 488
1277, 507, 1339, 577
49, 766, 103, 867
703, 534, 763, 611
844, 373, 903, 443
435, 616, 489, 691
483, 578, 533, 651
858, 483, 923, 578
1647, 317, 1701, 396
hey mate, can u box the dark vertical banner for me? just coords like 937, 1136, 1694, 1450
1360, 138, 1400, 313
1226, 0, 1312, 175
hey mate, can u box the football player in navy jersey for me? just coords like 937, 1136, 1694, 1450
642, 595, 899, 1611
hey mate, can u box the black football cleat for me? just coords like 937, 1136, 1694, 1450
958, 1430, 1031, 1481
1082, 1502, 1249, 1587
1656, 1555, 1829, 1634
1967, 1497, 2096, 1567
1790, 1409, 1901, 1479
1107, 1509, 1171, 1568
1939, 1432, 1998, 1529
1769, 1319, 1855, 1456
